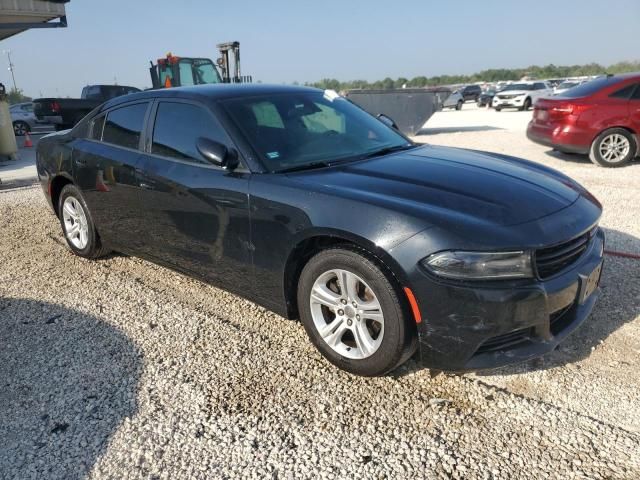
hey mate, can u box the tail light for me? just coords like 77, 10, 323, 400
51, 101, 61, 113
548, 102, 590, 118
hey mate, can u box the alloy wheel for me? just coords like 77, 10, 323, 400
599, 133, 630, 163
62, 196, 89, 250
13, 122, 27, 136
309, 269, 384, 360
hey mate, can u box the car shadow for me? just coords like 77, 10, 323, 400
0, 298, 141, 478
416, 125, 503, 135
543, 149, 592, 164
394, 227, 640, 378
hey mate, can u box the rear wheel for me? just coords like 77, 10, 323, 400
589, 128, 636, 168
297, 248, 416, 376
58, 184, 110, 258
455, 100, 463, 110
13, 121, 29, 136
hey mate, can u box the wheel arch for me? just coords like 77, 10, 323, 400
282, 230, 409, 320
49, 174, 75, 217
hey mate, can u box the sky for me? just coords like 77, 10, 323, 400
2, 0, 638, 98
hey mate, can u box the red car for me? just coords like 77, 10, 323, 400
527, 73, 640, 167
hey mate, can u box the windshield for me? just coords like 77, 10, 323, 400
501, 83, 534, 91
177, 59, 222, 86
222, 91, 411, 172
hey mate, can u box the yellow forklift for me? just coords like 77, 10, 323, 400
149, 41, 252, 89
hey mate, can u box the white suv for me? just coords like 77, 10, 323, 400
492, 82, 553, 111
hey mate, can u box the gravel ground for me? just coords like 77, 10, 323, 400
1, 117, 640, 478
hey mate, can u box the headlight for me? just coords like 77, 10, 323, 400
422, 251, 533, 280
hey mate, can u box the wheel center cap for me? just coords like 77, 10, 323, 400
345, 305, 356, 318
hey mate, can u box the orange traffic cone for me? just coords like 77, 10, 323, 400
24, 131, 33, 148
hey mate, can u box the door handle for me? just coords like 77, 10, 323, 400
139, 182, 154, 190
75, 157, 87, 166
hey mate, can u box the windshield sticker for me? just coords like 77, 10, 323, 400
267, 151, 280, 159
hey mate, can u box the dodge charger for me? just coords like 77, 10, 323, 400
36, 84, 604, 376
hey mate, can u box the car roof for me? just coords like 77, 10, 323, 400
103, 83, 323, 109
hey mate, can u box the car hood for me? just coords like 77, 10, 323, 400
288, 145, 581, 227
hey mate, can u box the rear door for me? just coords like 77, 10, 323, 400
72, 101, 151, 253
135, 99, 253, 294
628, 84, 640, 133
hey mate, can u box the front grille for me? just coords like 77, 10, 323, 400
535, 230, 594, 279
476, 327, 533, 354
498, 94, 517, 100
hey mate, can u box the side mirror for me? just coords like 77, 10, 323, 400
377, 113, 399, 131
196, 137, 239, 170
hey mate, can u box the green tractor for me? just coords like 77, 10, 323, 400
149, 41, 251, 89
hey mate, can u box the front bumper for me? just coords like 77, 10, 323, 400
398, 227, 604, 372
493, 96, 526, 108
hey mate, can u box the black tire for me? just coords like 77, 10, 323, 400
455, 100, 463, 111
58, 184, 110, 259
297, 247, 416, 376
13, 121, 29, 136
495, 106, 502, 112
521, 97, 532, 111
589, 128, 637, 168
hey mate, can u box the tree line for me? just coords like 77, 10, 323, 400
307, 60, 640, 91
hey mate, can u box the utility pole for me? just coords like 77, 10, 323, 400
2, 50, 17, 92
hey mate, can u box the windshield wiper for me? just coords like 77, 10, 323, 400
278, 161, 332, 173
361, 143, 416, 159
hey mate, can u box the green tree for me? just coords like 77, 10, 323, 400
7, 88, 31, 104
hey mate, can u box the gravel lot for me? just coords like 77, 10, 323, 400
1, 109, 639, 478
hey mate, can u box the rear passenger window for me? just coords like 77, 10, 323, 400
151, 102, 228, 164
102, 103, 148, 149
630, 85, 640, 100
609, 84, 636, 99
91, 115, 105, 140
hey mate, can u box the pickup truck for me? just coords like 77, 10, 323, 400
33, 84, 141, 130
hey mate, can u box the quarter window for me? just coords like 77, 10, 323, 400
151, 102, 228, 164
102, 103, 148, 149
629, 84, 640, 100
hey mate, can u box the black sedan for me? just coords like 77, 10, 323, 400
36, 84, 604, 376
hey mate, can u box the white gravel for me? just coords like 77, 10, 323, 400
1, 111, 640, 478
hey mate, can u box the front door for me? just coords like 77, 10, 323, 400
135, 99, 253, 295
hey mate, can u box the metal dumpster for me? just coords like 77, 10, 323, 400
345, 87, 451, 136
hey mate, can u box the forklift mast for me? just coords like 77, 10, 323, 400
149, 41, 252, 89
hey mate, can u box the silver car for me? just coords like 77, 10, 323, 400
10, 102, 38, 136
442, 90, 464, 110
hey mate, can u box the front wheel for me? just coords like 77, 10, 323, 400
13, 121, 29, 136
455, 100, 463, 110
521, 97, 532, 111
589, 128, 636, 167
58, 184, 110, 258
297, 248, 416, 376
